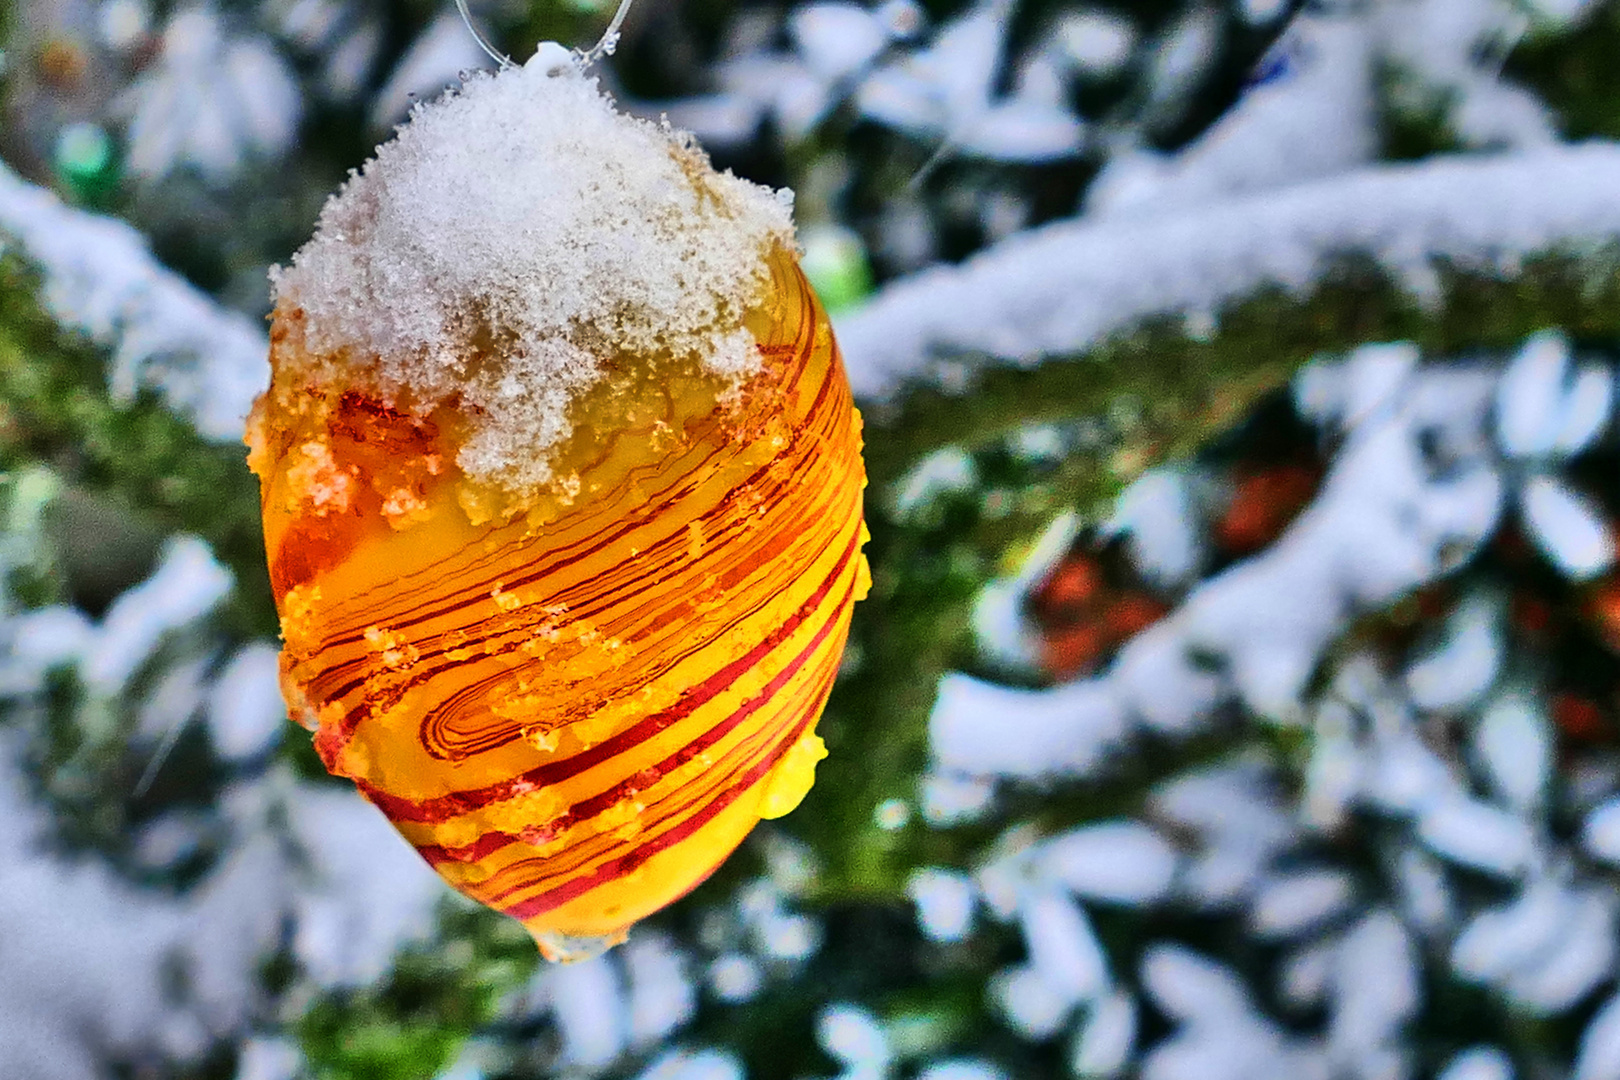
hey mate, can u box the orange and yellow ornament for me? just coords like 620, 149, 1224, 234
247, 45, 868, 960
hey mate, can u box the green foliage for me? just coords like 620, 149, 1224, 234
791, 247, 1620, 902
1507, 0, 1620, 140
1377, 60, 1466, 161
0, 249, 276, 636
297, 902, 540, 1080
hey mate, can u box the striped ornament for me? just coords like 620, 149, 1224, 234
250, 236, 868, 958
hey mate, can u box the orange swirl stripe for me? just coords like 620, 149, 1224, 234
249, 250, 870, 957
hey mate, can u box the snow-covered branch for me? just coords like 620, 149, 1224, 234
0, 163, 267, 442
930, 344, 1510, 779
836, 143, 1620, 400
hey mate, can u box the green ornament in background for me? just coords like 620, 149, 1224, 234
53, 121, 118, 206
800, 223, 875, 315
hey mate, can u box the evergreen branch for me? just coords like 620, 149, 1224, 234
0, 251, 275, 636
842, 144, 1620, 475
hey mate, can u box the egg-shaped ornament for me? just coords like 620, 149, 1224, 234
247, 45, 869, 961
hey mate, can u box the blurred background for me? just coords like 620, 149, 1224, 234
7, 0, 1620, 1078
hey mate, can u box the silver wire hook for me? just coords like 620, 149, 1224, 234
453, 0, 634, 73
577, 0, 637, 66
454, 0, 514, 69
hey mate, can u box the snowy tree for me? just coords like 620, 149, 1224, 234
7, 1, 1620, 1078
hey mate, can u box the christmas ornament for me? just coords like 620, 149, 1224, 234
247, 43, 868, 960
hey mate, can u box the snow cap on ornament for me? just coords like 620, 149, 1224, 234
265, 37, 797, 506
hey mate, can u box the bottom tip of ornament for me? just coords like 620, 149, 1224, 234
531, 926, 630, 964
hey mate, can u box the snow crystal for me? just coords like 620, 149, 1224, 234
908, 867, 977, 942
817, 1003, 891, 1069
634, 1049, 746, 1080
1578, 992, 1620, 1080
272, 57, 795, 496
1248, 870, 1354, 939
624, 932, 696, 1046
1472, 694, 1552, 812
917, 1060, 1009, 1080
992, 963, 1074, 1040
1418, 796, 1536, 877
1071, 992, 1137, 1078
205, 642, 286, 761
707, 952, 763, 1003
1521, 475, 1614, 581
1439, 1047, 1514, 1080
1404, 596, 1502, 712
1019, 887, 1110, 1007
82, 536, 233, 696
552, 955, 628, 1069
1036, 821, 1179, 905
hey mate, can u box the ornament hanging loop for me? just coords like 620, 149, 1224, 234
576, 0, 636, 66
452, 0, 636, 73
454, 0, 513, 69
